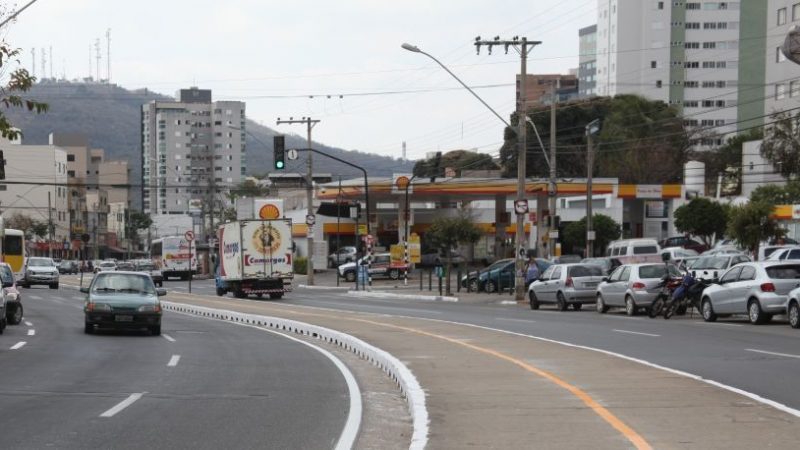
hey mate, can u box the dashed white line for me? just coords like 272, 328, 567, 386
100, 393, 144, 418
10, 341, 26, 350
29, 295, 42, 300
746, 349, 800, 360
613, 329, 660, 337
24, 321, 33, 327
27, 329, 35, 336
161, 333, 175, 342
167, 355, 181, 367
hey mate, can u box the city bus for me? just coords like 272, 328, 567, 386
151, 236, 196, 281
1, 229, 26, 279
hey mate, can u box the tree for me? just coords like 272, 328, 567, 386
227, 179, 271, 203
31, 221, 48, 239
749, 180, 800, 205
693, 128, 763, 196
127, 210, 152, 248
413, 150, 498, 179
761, 110, 800, 179
4, 213, 35, 233
0, 39, 48, 139
500, 95, 690, 183
563, 214, 621, 257
673, 198, 729, 246
727, 201, 785, 259
424, 212, 482, 295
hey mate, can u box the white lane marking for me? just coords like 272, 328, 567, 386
27, 329, 35, 336
10, 341, 26, 350
167, 355, 181, 367
613, 329, 660, 337
100, 393, 144, 418
694, 321, 743, 327
24, 321, 33, 327
162, 333, 176, 342
495, 317, 535, 324
29, 295, 42, 300
169, 309, 363, 450
746, 349, 800, 360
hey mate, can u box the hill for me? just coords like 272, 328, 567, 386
4, 81, 413, 207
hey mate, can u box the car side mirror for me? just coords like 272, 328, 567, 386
157, 288, 167, 297
602, 277, 609, 282
80, 287, 89, 293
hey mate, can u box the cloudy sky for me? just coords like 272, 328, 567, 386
8, 0, 595, 160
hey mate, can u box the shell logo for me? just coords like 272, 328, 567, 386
258, 204, 281, 219
395, 176, 410, 191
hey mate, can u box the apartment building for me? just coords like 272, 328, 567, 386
0, 137, 70, 245
579, 25, 598, 97
141, 87, 246, 215
764, 1, 800, 118
595, 1, 742, 148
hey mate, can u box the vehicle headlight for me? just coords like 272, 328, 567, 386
138, 304, 162, 313
86, 302, 112, 312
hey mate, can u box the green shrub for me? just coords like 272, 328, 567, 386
294, 257, 308, 275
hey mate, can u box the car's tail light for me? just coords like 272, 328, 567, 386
632, 282, 646, 290
565, 277, 573, 287
760, 283, 776, 293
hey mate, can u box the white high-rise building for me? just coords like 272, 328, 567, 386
142, 87, 246, 215
596, 1, 742, 148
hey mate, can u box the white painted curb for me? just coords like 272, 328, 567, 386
162, 301, 429, 450
347, 290, 459, 303
298, 284, 350, 291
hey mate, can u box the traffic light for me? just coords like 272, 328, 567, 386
273, 136, 285, 170
0, 150, 5, 180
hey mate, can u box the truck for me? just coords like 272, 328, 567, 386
151, 236, 197, 281
215, 219, 293, 299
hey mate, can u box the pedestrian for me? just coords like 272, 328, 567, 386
525, 258, 539, 287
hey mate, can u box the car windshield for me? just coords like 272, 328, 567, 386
92, 273, 155, 294
138, 263, 156, 270
100, 262, 115, 267
28, 258, 54, 267
0, 266, 12, 284
568, 265, 603, 277
688, 256, 729, 270
638, 264, 680, 279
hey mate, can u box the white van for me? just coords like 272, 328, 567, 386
605, 239, 662, 264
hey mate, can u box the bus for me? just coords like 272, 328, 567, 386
151, 236, 196, 281
1, 229, 26, 279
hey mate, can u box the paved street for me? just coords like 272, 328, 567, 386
0, 283, 351, 449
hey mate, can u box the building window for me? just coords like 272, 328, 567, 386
656, 80, 662, 88
658, 1, 664, 9
66, 154, 75, 162
794, 3, 800, 21
779, 7, 788, 26
651, 60, 657, 68
792, 80, 800, 97
777, 83, 787, 100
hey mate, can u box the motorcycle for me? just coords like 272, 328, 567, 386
651, 271, 713, 319
648, 274, 683, 318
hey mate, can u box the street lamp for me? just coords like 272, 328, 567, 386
585, 119, 601, 258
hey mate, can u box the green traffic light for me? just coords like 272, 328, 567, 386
276, 161, 285, 169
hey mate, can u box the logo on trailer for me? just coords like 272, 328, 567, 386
258, 204, 281, 220
223, 242, 240, 255
252, 224, 282, 255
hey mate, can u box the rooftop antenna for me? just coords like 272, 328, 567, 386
30, 47, 35, 77
402, 141, 407, 161
94, 38, 101, 82
106, 28, 111, 83
88, 44, 92, 80
40, 47, 45, 80
61, 58, 66, 80
49, 45, 53, 79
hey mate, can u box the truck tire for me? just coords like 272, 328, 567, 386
216, 287, 225, 296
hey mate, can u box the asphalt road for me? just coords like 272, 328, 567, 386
0, 284, 351, 449
158, 276, 800, 413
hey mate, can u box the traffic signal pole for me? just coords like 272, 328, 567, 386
277, 117, 320, 285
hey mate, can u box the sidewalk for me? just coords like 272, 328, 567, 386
165, 290, 800, 449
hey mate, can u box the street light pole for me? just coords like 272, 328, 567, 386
585, 119, 601, 258
277, 117, 320, 285
47, 191, 53, 258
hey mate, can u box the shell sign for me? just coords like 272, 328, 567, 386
258, 204, 281, 219
393, 173, 413, 194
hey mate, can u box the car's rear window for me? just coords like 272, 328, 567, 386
766, 265, 800, 279
633, 246, 658, 255
638, 264, 680, 279
568, 265, 604, 277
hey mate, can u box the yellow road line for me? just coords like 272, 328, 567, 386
162, 290, 653, 449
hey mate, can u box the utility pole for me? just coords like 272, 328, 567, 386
549, 80, 559, 259
277, 116, 320, 285
586, 119, 601, 258
47, 191, 53, 258
475, 36, 540, 302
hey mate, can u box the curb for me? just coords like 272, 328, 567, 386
347, 290, 459, 303
161, 301, 429, 450
298, 284, 350, 291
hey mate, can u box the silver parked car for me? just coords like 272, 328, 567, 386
528, 264, 605, 311
596, 263, 682, 316
700, 262, 800, 324
765, 246, 800, 262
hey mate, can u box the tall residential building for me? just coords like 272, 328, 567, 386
764, 1, 800, 119
595, 1, 742, 148
141, 87, 246, 215
578, 25, 598, 97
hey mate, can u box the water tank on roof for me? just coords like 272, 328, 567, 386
684, 160, 705, 196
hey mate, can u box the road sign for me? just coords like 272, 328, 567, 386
587, 230, 596, 241
185, 230, 195, 241
548, 230, 559, 239
287, 148, 299, 160
357, 224, 367, 235
305, 214, 316, 226
514, 199, 529, 215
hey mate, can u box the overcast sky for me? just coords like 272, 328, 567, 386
8, 0, 595, 160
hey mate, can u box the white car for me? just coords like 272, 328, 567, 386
765, 246, 800, 262
700, 261, 800, 324
95, 261, 118, 273
527, 264, 605, 311
21, 257, 60, 289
